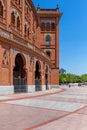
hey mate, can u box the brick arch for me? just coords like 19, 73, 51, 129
0, 0, 5, 17
11, 8, 20, 17
13, 53, 27, 93
35, 60, 41, 71
11, 8, 21, 29
13, 53, 26, 68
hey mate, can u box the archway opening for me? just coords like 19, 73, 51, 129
45, 66, 49, 90
13, 54, 27, 93
35, 61, 41, 91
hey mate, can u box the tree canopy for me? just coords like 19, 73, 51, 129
59, 73, 87, 84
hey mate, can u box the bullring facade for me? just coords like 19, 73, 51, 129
0, 0, 62, 94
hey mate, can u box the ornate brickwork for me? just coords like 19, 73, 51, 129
0, 0, 62, 94
2, 48, 9, 66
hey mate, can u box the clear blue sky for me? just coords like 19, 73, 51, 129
32, 0, 87, 75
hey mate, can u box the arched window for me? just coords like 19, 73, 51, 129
46, 22, 50, 31
41, 22, 45, 31
27, 27, 29, 37
25, 24, 27, 35
11, 11, 15, 25
51, 23, 55, 30
46, 35, 51, 45
17, 16, 20, 29
0, 1, 3, 16
46, 51, 51, 58
18, 0, 20, 5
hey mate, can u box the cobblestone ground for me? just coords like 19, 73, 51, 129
0, 86, 87, 130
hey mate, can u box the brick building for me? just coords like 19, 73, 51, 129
0, 0, 62, 94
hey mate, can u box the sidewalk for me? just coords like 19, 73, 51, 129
0, 87, 87, 130
0, 88, 64, 102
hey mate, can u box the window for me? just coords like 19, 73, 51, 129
18, 0, 20, 5
46, 35, 51, 45
51, 23, 55, 30
17, 16, 20, 29
0, 1, 3, 16
46, 22, 50, 31
11, 11, 15, 25
41, 22, 45, 31
25, 24, 27, 35
27, 27, 29, 37
46, 51, 51, 58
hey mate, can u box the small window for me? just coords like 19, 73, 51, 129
41, 22, 45, 31
17, 16, 20, 29
46, 22, 50, 31
25, 24, 27, 36
46, 35, 51, 45
27, 27, 29, 37
51, 23, 55, 30
0, 1, 3, 16
46, 51, 51, 58
11, 11, 15, 25
18, 0, 20, 5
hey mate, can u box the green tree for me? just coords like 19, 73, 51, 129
59, 73, 87, 84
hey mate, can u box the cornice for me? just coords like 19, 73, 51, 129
37, 11, 62, 19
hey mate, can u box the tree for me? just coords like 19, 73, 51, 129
59, 73, 86, 84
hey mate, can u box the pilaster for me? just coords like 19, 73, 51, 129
55, 17, 59, 68
9, 48, 14, 85
6, 0, 11, 30
21, 0, 25, 36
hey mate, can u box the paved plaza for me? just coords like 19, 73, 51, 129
0, 86, 87, 130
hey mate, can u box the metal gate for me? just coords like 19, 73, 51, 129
46, 79, 49, 90
35, 79, 41, 91
13, 77, 27, 93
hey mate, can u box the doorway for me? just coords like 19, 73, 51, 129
13, 54, 27, 93
35, 61, 41, 91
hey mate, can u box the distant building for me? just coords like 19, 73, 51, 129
0, 0, 62, 94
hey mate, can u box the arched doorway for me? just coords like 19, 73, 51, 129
45, 66, 49, 90
13, 54, 27, 93
35, 61, 41, 91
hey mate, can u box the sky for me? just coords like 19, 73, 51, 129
32, 0, 87, 75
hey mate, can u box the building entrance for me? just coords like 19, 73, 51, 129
35, 61, 41, 91
13, 54, 27, 93
45, 66, 49, 90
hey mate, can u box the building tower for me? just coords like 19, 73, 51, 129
37, 5, 62, 86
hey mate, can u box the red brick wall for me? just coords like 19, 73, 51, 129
51, 69, 59, 85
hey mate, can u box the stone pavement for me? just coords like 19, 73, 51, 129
0, 86, 87, 130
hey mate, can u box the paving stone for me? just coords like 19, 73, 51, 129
0, 87, 87, 130
5, 99, 87, 112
